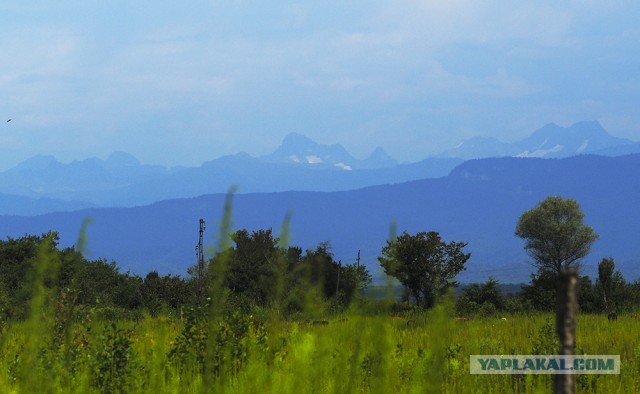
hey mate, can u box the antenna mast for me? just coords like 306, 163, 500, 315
196, 219, 206, 295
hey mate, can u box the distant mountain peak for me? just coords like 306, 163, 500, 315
568, 120, 607, 136
13, 154, 60, 171
262, 133, 357, 169
368, 146, 390, 158
277, 133, 323, 155
528, 121, 605, 141
363, 147, 398, 168
262, 134, 399, 170
282, 132, 314, 144
437, 136, 514, 160
516, 121, 630, 158
572, 119, 603, 128
438, 120, 636, 160
105, 151, 141, 167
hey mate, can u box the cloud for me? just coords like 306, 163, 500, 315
421, 64, 541, 98
0, 1, 639, 169
0, 27, 80, 91
396, 1, 575, 47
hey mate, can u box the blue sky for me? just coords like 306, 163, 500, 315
1, 1, 639, 170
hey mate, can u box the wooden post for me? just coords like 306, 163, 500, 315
554, 268, 578, 394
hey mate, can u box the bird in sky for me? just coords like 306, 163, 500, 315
6, 119, 10, 122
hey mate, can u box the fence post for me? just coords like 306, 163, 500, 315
554, 268, 578, 394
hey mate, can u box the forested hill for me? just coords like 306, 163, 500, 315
2, 154, 639, 283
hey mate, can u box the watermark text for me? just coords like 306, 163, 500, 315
470, 355, 620, 374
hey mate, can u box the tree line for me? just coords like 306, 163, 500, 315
0, 229, 371, 321
2, 195, 639, 321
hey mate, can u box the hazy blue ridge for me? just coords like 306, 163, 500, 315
2, 121, 637, 211
0, 135, 459, 209
2, 154, 639, 283
0, 193, 95, 216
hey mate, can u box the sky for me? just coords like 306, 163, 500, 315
1, 1, 639, 170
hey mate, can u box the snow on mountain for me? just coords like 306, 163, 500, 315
515, 144, 564, 158
440, 121, 638, 159
437, 136, 515, 159
512, 121, 634, 158
335, 163, 353, 171
260, 133, 398, 170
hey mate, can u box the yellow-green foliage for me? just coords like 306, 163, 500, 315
1, 305, 639, 393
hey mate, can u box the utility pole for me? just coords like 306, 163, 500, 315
196, 219, 206, 296
356, 250, 362, 292
336, 262, 341, 295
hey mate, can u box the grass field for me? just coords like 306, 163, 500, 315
1, 299, 638, 393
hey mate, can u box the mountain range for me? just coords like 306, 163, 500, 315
437, 121, 639, 159
2, 120, 639, 284
1, 121, 638, 215
2, 154, 639, 283
0, 153, 461, 213
0, 135, 459, 212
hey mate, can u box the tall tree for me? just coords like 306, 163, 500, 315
515, 196, 598, 275
378, 231, 470, 308
598, 257, 615, 309
226, 229, 280, 305
595, 257, 628, 313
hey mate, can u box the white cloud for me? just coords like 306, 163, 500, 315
0, 1, 639, 169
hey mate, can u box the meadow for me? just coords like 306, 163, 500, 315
0, 295, 638, 393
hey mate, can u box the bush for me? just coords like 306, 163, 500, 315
456, 278, 505, 316
478, 302, 498, 317
503, 296, 533, 315
455, 298, 478, 317
91, 306, 143, 322
92, 323, 139, 393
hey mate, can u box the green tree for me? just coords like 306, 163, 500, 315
302, 242, 342, 299
597, 257, 615, 309
577, 275, 598, 313
340, 263, 372, 296
304, 244, 371, 305
595, 258, 628, 313
515, 196, 598, 275
0, 232, 59, 318
520, 271, 557, 311
378, 231, 470, 309
226, 228, 280, 305
456, 277, 504, 316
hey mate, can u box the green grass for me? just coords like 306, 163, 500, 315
1, 305, 638, 393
